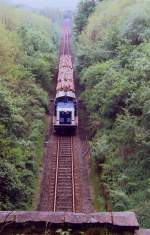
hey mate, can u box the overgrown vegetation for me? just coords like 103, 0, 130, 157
0, 3, 58, 210
75, 0, 150, 228
74, 0, 96, 37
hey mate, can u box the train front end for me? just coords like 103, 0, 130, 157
53, 91, 78, 133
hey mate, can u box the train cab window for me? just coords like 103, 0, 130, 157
59, 111, 72, 124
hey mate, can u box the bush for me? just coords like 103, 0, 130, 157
0, 3, 57, 210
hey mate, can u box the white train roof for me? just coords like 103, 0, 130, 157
56, 91, 76, 99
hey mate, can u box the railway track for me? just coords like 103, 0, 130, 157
62, 22, 70, 55
38, 19, 93, 213
52, 135, 76, 212
52, 22, 75, 212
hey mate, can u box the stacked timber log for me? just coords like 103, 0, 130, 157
57, 55, 74, 92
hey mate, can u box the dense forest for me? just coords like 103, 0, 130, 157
74, 0, 150, 228
0, 3, 58, 210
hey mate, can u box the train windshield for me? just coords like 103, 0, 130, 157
60, 111, 72, 124
57, 102, 74, 125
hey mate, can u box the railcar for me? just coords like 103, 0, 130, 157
53, 20, 78, 133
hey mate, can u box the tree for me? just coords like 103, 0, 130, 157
0, 3, 58, 210
74, 0, 96, 36
75, 0, 150, 227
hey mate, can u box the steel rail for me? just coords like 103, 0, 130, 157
62, 33, 65, 56
71, 136, 75, 212
66, 29, 69, 55
53, 136, 60, 212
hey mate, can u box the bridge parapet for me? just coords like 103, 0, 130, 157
0, 211, 143, 235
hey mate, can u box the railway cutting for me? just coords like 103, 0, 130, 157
0, 14, 145, 235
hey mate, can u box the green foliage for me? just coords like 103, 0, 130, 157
76, 0, 150, 228
74, 0, 96, 36
0, 3, 57, 210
